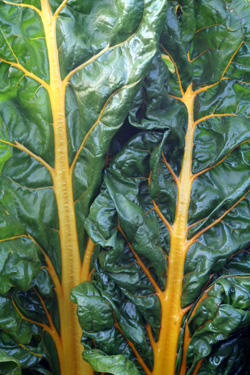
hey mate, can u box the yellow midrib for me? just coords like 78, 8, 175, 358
151, 71, 245, 374
40, 1, 93, 374
153, 84, 195, 375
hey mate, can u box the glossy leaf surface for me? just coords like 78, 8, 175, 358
0, 0, 166, 374
74, 1, 250, 374
0, 350, 21, 375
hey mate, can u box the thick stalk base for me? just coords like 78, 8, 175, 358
59, 297, 93, 375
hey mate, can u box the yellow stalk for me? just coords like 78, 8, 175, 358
40, 1, 93, 374
81, 238, 95, 282
179, 321, 191, 375
151, 78, 244, 374
153, 84, 195, 375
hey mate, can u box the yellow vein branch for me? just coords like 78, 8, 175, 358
63, 45, 110, 85
161, 44, 184, 96
114, 317, 152, 375
221, 41, 243, 80
0, 235, 28, 243
146, 323, 157, 351
0, 139, 54, 176
186, 217, 207, 234
185, 189, 250, 250
12, 295, 64, 365
1, 29, 19, 63
169, 94, 183, 101
191, 139, 250, 181
28, 235, 63, 300
54, 0, 69, 19
179, 320, 191, 375
193, 113, 237, 128
63, 6, 145, 85
193, 360, 205, 375
70, 79, 141, 173
118, 223, 162, 296
188, 49, 210, 63
194, 78, 228, 96
152, 200, 173, 235
6, 176, 53, 191
3, 0, 41, 15
33, 288, 62, 345
18, 344, 43, 358
161, 152, 180, 190
0, 57, 50, 91
11, 296, 54, 336
81, 238, 95, 282
193, 113, 237, 127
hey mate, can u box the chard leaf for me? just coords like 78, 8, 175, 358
0, 350, 21, 375
75, 1, 250, 374
0, 0, 166, 373
186, 277, 250, 374
0, 236, 41, 294
83, 350, 140, 375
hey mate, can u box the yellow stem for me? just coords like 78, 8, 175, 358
179, 321, 191, 375
193, 360, 204, 375
40, 1, 93, 374
81, 238, 95, 282
153, 84, 195, 375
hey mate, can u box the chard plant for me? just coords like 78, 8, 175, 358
0, 0, 166, 374
72, 1, 250, 375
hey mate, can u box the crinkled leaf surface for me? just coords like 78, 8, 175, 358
0, 0, 166, 374
73, 1, 250, 374
186, 276, 250, 374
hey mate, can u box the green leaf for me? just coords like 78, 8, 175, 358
71, 282, 115, 332
186, 276, 250, 374
161, 54, 175, 73
0, 118, 12, 173
0, 237, 41, 293
0, 350, 21, 375
83, 350, 140, 375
